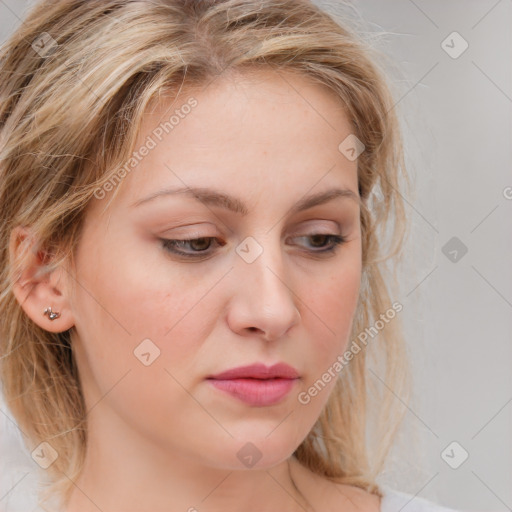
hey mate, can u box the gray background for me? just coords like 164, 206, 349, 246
0, 1, 510, 511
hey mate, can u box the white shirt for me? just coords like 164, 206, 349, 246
380, 485, 463, 512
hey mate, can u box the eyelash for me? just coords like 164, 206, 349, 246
160, 233, 346, 259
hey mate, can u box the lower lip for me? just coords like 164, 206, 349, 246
207, 378, 298, 406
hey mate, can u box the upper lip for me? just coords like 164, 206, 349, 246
207, 363, 299, 380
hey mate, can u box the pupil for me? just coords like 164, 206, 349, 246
191, 238, 210, 250
310, 234, 326, 246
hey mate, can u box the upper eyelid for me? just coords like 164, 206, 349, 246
162, 230, 343, 242
161, 217, 347, 234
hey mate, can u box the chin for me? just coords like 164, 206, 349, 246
209, 432, 300, 471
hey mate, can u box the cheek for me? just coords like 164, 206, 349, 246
292, 263, 361, 413
69, 244, 216, 433
70, 236, 210, 378
301, 258, 361, 356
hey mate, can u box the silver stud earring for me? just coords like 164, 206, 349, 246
43, 306, 60, 321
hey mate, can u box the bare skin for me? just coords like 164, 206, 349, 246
288, 458, 382, 512
11, 68, 379, 511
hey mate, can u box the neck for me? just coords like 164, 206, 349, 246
62, 405, 315, 512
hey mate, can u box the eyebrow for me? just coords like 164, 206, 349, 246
130, 186, 360, 215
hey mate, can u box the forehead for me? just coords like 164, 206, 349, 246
143, 67, 353, 137
104, 68, 358, 212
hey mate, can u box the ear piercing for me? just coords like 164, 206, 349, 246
43, 306, 60, 321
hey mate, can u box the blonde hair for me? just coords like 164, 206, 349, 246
0, 0, 411, 509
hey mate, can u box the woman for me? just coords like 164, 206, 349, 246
0, 0, 463, 511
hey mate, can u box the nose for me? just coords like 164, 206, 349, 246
226, 239, 301, 342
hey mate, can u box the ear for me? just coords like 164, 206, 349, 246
9, 225, 75, 333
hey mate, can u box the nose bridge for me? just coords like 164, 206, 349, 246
229, 233, 300, 339
238, 233, 290, 299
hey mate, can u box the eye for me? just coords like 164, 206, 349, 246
159, 233, 346, 260
292, 233, 346, 252
160, 236, 222, 258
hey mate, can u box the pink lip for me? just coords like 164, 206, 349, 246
207, 362, 299, 380
206, 363, 300, 406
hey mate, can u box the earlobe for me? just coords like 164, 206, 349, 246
9, 225, 75, 334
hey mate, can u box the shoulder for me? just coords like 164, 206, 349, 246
288, 458, 460, 512
379, 486, 462, 512
320, 482, 462, 512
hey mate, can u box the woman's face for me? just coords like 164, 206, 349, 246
65, 69, 362, 470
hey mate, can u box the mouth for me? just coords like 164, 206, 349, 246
206, 362, 300, 406
207, 362, 299, 380
206, 377, 299, 407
